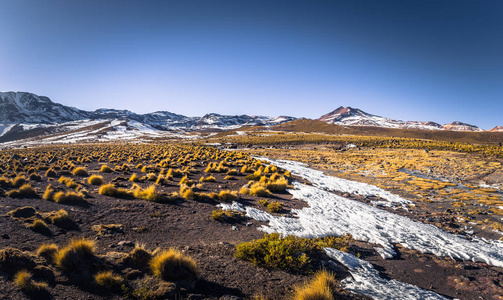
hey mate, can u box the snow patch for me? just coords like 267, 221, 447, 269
324, 248, 448, 300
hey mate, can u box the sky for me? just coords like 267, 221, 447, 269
1, 0, 502, 129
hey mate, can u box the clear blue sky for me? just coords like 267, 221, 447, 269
1, 0, 502, 129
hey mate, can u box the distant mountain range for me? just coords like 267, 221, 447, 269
318, 106, 488, 132
0, 91, 501, 146
0, 91, 295, 129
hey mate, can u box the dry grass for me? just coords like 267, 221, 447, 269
36, 243, 59, 263
94, 271, 123, 288
99, 183, 133, 199
293, 270, 338, 300
150, 248, 197, 282
54, 238, 96, 271
87, 175, 103, 185
72, 167, 89, 177
13, 270, 47, 292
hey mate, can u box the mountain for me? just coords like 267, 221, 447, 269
317, 106, 483, 132
441, 121, 483, 132
0, 91, 296, 145
488, 126, 503, 132
0, 91, 89, 123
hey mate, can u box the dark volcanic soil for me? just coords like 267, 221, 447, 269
1, 145, 502, 300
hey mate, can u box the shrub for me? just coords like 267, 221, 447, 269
150, 248, 197, 282
224, 175, 236, 180
133, 184, 164, 202
126, 245, 152, 271
54, 238, 95, 271
53, 191, 86, 204
100, 165, 113, 173
210, 209, 244, 222
43, 185, 55, 201
293, 270, 338, 300
7, 184, 38, 199
95, 271, 123, 289
258, 199, 269, 207
267, 202, 283, 213
180, 184, 195, 200
45, 168, 58, 178
240, 182, 271, 197
235, 234, 352, 273
88, 175, 103, 185
72, 167, 89, 177
13, 270, 47, 292
266, 177, 289, 192
36, 243, 59, 263
49, 209, 69, 225
200, 175, 216, 182
99, 183, 133, 199
28, 219, 49, 232
28, 173, 43, 182
218, 190, 239, 202
12, 175, 27, 188
130, 173, 141, 182
58, 176, 79, 189
91, 224, 124, 235
146, 173, 157, 182
226, 169, 238, 175
235, 233, 313, 272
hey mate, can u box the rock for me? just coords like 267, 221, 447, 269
245, 222, 253, 227
232, 226, 239, 231
118, 240, 134, 247
220, 296, 242, 300
187, 294, 206, 300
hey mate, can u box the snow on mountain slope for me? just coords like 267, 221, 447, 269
318, 106, 486, 131
318, 106, 405, 128
441, 121, 483, 132
489, 126, 503, 132
0, 91, 89, 123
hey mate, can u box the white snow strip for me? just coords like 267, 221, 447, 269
324, 248, 448, 300
276, 181, 503, 267
259, 158, 412, 209
218, 202, 272, 222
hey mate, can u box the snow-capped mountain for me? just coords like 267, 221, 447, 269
0, 91, 89, 123
318, 106, 408, 128
318, 106, 485, 132
488, 126, 503, 132
0, 91, 297, 144
441, 121, 483, 132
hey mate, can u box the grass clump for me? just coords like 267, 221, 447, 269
130, 173, 141, 182
94, 271, 123, 289
54, 238, 96, 271
58, 176, 79, 189
218, 190, 239, 202
72, 167, 89, 177
100, 165, 113, 173
99, 183, 133, 199
210, 209, 245, 222
200, 175, 216, 182
28, 219, 49, 233
7, 183, 38, 198
36, 243, 59, 263
13, 270, 47, 292
53, 191, 86, 204
132, 184, 162, 202
267, 201, 283, 213
92, 223, 124, 235
240, 182, 271, 197
150, 248, 197, 282
88, 175, 104, 185
293, 270, 339, 300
